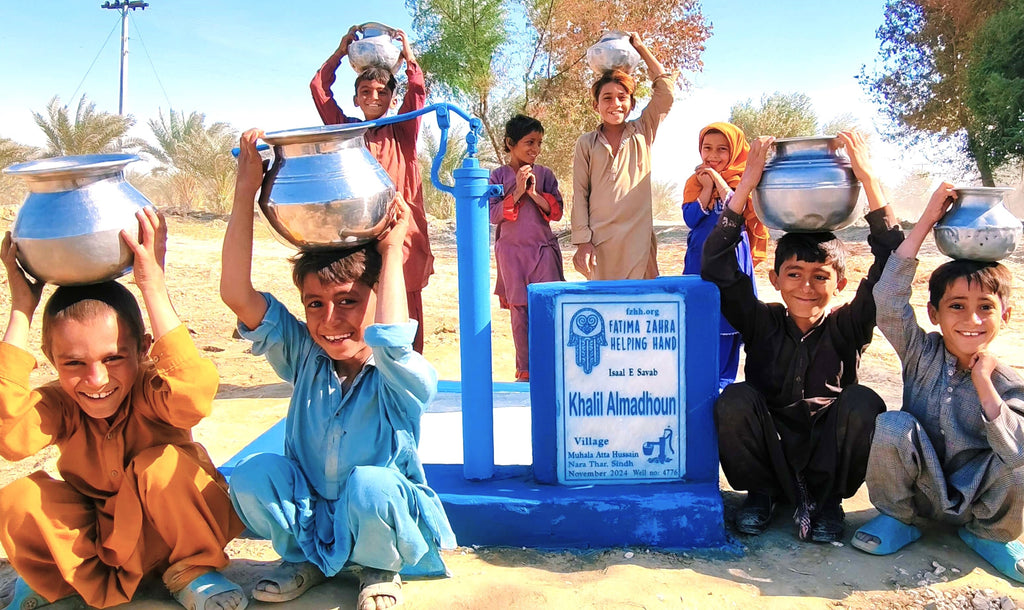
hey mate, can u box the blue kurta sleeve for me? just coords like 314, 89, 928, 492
364, 322, 437, 424
237, 292, 316, 385
682, 200, 709, 229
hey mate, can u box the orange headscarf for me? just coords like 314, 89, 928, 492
682, 122, 769, 267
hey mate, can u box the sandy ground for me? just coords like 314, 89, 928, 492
0, 215, 1023, 609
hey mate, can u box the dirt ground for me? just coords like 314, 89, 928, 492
0, 214, 1022, 609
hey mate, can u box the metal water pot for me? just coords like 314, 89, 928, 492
3, 154, 153, 286
586, 31, 641, 74
933, 186, 1022, 261
348, 22, 402, 74
258, 124, 396, 250
751, 136, 862, 232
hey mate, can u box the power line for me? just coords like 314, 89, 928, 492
128, 10, 174, 112
68, 16, 122, 104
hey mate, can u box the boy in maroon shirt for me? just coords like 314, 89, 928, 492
311, 27, 433, 353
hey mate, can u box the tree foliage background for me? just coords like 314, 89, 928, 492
859, 0, 1007, 185
966, 0, 1024, 174
728, 92, 861, 140
407, 0, 711, 197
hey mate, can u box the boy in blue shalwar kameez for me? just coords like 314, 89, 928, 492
221, 129, 456, 609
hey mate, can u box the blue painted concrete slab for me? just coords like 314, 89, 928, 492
220, 378, 733, 551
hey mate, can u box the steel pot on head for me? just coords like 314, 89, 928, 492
933, 186, 1022, 261
751, 136, 862, 232
586, 30, 641, 74
3, 154, 153, 286
258, 124, 396, 251
348, 22, 403, 74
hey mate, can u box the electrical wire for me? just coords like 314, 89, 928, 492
68, 15, 122, 103
129, 10, 175, 111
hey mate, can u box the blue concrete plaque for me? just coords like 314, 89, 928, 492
555, 295, 685, 484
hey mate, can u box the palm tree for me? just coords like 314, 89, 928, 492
142, 109, 238, 213
0, 136, 39, 207
32, 95, 140, 156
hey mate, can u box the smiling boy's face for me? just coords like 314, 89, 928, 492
353, 79, 396, 121
301, 274, 376, 373
50, 311, 148, 420
928, 277, 1011, 368
769, 255, 847, 332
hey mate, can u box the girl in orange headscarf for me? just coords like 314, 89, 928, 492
681, 122, 767, 389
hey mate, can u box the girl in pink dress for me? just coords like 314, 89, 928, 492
489, 115, 565, 381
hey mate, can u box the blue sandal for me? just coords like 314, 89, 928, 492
851, 514, 922, 555
959, 527, 1024, 584
173, 571, 248, 610
4, 578, 50, 610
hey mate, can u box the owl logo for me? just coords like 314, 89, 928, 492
567, 307, 606, 374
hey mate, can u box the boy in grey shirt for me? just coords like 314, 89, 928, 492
854, 182, 1024, 584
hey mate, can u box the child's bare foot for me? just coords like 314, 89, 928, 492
251, 560, 326, 603
173, 571, 247, 610
358, 568, 402, 610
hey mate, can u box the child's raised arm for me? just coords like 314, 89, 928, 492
395, 28, 416, 66
220, 129, 270, 331
376, 197, 411, 325
0, 235, 43, 350
629, 32, 666, 80
895, 181, 957, 260
121, 208, 179, 341
837, 130, 888, 214
729, 136, 774, 215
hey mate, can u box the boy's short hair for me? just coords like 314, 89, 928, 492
354, 67, 398, 94
503, 114, 544, 152
928, 259, 1013, 308
41, 282, 146, 360
774, 232, 848, 282
591, 69, 636, 108
290, 245, 382, 291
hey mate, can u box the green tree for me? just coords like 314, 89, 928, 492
860, 0, 1005, 185
142, 109, 239, 213
32, 95, 141, 156
729, 92, 817, 139
408, 0, 509, 158
966, 0, 1024, 172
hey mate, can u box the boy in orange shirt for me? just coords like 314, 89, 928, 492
0, 209, 244, 610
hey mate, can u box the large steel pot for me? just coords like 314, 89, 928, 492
348, 22, 402, 74
752, 136, 862, 232
586, 31, 641, 74
933, 186, 1022, 261
258, 124, 396, 250
3, 154, 152, 286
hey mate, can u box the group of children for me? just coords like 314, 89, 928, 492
0, 25, 1022, 610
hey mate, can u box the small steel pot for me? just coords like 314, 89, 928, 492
258, 124, 396, 250
751, 136, 862, 232
348, 22, 403, 74
3, 154, 152, 286
586, 31, 641, 74
933, 186, 1022, 261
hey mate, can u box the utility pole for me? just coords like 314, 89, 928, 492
100, 0, 149, 116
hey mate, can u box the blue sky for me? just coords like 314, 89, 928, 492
0, 0, 899, 180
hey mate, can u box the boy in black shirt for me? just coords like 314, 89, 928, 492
701, 131, 904, 542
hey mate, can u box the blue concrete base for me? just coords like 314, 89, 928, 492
426, 463, 732, 550
220, 381, 734, 552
